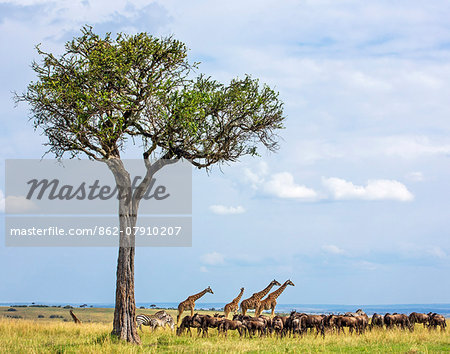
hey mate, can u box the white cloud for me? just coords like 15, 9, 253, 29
243, 161, 268, 189
209, 205, 246, 215
4, 195, 37, 213
243, 163, 317, 200
406, 171, 424, 182
355, 260, 378, 271
263, 172, 318, 199
427, 246, 447, 259
201, 252, 225, 266
323, 177, 414, 201
381, 136, 450, 159
199, 266, 209, 273
293, 136, 450, 165
322, 244, 345, 255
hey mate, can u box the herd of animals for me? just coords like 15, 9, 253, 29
136, 279, 447, 338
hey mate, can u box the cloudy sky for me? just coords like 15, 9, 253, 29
1, 0, 450, 305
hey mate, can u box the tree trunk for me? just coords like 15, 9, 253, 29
107, 158, 141, 344
111, 213, 141, 344
106, 157, 170, 344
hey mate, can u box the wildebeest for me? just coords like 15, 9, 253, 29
298, 313, 325, 337
370, 313, 384, 330
218, 318, 245, 337
409, 312, 429, 328
384, 313, 412, 331
335, 315, 358, 334
323, 314, 341, 334
233, 314, 269, 337
176, 314, 204, 336
200, 313, 225, 337
271, 315, 285, 337
427, 313, 447, 331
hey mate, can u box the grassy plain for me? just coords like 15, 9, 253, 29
0, 306, 449, 353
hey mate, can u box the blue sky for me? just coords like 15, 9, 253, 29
1, 0, 450, 305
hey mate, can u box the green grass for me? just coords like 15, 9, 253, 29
0, 307, 449, 353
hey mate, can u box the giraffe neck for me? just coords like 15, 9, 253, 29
255, 283, 277, 300
268, 282, 289, 299
191, 289, 208, 301
233, 289, 245, 303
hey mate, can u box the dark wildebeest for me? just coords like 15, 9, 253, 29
200, 313, 225, 337
176, 314, 203, 336
218, 318, 245, 337
324, 314, 342, 334
233, 314, 268, 337
271, 316, 284, 337
285, 311, 307, 337
428, 313, 447, 331
299, 314, 325, 337
335, 316, 358, 334
355, 315, 369, 334
409, 312, 429, 328
244, 318, 267, 337
370, 313, 384, 330
384, 313, 412, 331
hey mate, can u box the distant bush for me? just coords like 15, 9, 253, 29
139, 306, 145, 309
5, 315, 22, 319
30, 305, 49, 308
7, 308, 17, 312
38, 315, 44, 318
11, 305, 27, 307
63, 305, 73, 309
49, 315, 64, 319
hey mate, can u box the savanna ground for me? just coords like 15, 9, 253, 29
0, 306, 449, 353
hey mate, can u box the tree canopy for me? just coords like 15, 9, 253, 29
18, 26, 285, 168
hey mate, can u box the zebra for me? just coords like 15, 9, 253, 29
136, 311, 175, 331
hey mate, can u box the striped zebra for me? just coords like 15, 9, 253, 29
136, 311, 175, 331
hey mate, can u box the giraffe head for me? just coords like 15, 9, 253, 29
206, 286, 214, 294
286, 279, 295, 286
240, 287, 245, 292
271, 279, 282, 286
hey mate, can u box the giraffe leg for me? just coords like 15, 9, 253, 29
271, 307, 275, 317
177, 309, 183, 326
190, 305, 194, 317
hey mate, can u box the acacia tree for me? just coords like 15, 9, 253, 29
17, 26, 285, 344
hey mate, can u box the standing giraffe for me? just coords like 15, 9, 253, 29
240, 280, 281, 316
255, 279, 295, 316
223, 287, 245, 318
177, 286, 214, 325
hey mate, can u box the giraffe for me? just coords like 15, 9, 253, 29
223, 287, 245, 318
255, 279, 295, 317
239, 280, 281, 316
177, 286, 214, 325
